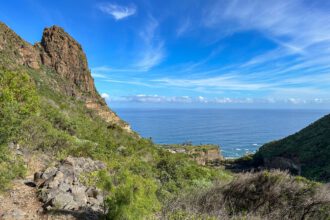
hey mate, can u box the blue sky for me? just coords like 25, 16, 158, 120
2, 0, 330, 108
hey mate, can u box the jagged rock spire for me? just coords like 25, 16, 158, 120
39, 26, 96, 96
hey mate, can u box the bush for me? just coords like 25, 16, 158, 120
0, 68, 38, 190
104, 169, 160, 220
163, 170, 330, 219
0, 146, 26, 191
0, 68, 39, 144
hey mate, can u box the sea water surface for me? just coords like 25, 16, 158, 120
114, 108, 329, 158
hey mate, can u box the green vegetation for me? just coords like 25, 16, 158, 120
1, 64, 330, 218
164, 170, 330, 219
162, 143, 220, 152
1, 64, 330, 219
1, 22, 330, 219
0, 68, 39, 145
0, 66, 231, 218
0, 68, 38, 190
254, 114, 330, 182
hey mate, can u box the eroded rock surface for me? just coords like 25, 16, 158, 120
165, 145, 223, 166
37, 26, 96, 96
0, 21, 131, 131
35, 157, 106, 215
0, 22, 40, 69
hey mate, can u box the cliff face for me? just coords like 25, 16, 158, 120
0, 22, 130, 131
38, 26, 96, 96
189, 147, 223, 165
0, 22, 40, 69
165, 144, 223, 166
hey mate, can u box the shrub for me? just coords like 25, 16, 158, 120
163, 170, 330, 220
0, 68, 38, 190
104, 169, 160, 220
0, 68, 39, 144
0, 146, 26, 191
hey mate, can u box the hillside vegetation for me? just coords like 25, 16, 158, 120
0, 66, 230, 219
164, 170, 330, 219
1, 22, 330, 219
254, 114, 330, 182
0, 22, 230, 219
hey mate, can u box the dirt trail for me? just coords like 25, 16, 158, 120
0, 177, 43, 219
0, 152, 77, 220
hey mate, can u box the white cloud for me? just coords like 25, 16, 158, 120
110, 94, 330, 105
117, 94, 193, 103
106, 79, 158, 88
93, 1, 330, 103
203, 0, 330, 65
92, 66, 113, 73
153, 74, 273, 91
176, 18, 191, 37
98, 3, 136, 20
136, 42, 165, 71
101, 93, 110, 100
91, 72, 107, 78
92, 17, 165, 72
136, 17, 165, 71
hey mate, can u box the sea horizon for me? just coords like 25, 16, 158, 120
114, 108, 330, 158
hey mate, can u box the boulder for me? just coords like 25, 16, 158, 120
35, 157, 106, 213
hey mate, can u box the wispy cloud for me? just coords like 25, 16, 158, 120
91, 66, 145, 74
203, 0, 330, 64
106, 79, 159, 88
153, 74, 273, 91
176, 18, 191, 37
136, 42, 165, 71
93, 1, 330, 105
98, 3, 136, 20
119, 94, 193, 103
91, 72, 107, 78
136, 16, 165, 71
92, 16, 165, 72
110, 94, 330, 106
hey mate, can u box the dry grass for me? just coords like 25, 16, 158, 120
162, 170, 330, 220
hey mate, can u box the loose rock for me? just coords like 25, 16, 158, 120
35, 156, 106, 214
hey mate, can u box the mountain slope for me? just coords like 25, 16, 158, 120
254, 113, 330, 181
0, 22, 130, 131
0, 22, 229, 219
1, 21, 330, 220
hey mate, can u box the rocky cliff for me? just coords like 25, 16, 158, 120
164, 144, 223, 165
0, 22, 40, 69
37, 26, 96, 96
0, 22, 130, 131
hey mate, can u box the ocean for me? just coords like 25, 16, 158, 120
114, 108, 329, 158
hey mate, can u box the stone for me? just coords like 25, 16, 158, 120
72, 186, 88, 205
1, 209, 26, 220
52, 193, 74, 209
48, 179, 60, 189
58, 182, 71, 192
41, 167, 57, 180
34, 172, 42, 182
86, 187, 99, 198
36, 157, 106, 213
53, 171, 64, 182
